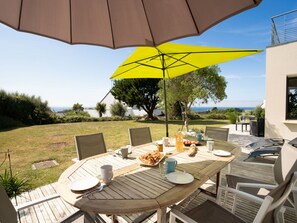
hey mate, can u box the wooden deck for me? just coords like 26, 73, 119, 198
12, 143, 297, 223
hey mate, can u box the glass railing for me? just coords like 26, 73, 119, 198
271, 9, 297, 46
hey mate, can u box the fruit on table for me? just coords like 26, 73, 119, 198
183, 140, 199, 145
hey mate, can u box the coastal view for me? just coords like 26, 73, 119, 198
1, 1, 297, 223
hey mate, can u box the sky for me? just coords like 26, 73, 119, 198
1, 0, 297, 109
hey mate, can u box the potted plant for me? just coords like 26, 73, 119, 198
250, 106, 265, 137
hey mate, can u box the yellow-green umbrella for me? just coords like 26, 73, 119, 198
110, 42, 262, 136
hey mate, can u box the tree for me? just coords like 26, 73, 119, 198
159, 65, 227, 131
72, 103, 84, 113
110, 102, 127, 117
111, 79, 161, 119
95, 102, 106, 117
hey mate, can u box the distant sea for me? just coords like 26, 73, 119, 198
191, 107, 255, 112
51, 106, 255, 113
51, 107, 71, 112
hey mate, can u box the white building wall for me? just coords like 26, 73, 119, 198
265, 41, 297, 140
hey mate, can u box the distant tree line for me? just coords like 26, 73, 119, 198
0, 90, 53, 125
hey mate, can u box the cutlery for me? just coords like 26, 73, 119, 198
76, 184, 105, 199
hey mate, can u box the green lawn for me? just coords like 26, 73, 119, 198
0, 119, 229, 188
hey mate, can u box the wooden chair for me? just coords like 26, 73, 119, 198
205, 126, 229, 141
74, 133, 107, 160
169, 172, 297, 223
128, 127, 152, 146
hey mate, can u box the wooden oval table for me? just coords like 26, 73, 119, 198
57, 140, 240, 223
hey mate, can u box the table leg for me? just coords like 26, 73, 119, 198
235, 123, 238, 131
157, 207, 167, 223
216, 171, 221, 195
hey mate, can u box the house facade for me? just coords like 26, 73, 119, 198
265, 10, 297, 140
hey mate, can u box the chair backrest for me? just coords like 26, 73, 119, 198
0, 185, 18, 223
254, 172, 297, 223
205, 126, 229, 141
273, 143, 297, 184
129, 127, 152, 146
74, 133, 107, 160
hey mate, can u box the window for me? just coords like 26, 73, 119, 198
286, 77, 297, 119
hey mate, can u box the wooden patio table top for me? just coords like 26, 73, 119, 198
57, 140, 240, 223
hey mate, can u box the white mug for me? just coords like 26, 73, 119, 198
100, 165, 113, 185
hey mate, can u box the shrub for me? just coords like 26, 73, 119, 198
110, 102, 127, 117
253, 106, 265, 118
227, 113, 237, 124
0, 116, 25, 130
205, 113, 227, 119
0, 89, 53, 125
0, 170, 30, 198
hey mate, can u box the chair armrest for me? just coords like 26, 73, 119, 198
219, 186, 264, 205
169, 208, 198, 223
15, 194, 60, 211
236, 182, 276, 191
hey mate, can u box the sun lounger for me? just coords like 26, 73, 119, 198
244, 138, 284, 161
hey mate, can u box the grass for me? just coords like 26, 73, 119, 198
0, 119, 229, 189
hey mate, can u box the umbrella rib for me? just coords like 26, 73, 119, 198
167, 49, 261, 55
184, 0, 200, 34
106, 0, 116, 49
120, 54, 160, 67
165, 53, 200, 70
18, 0, 24, 30
69, 0, 73, 43
140, 0, 156, 45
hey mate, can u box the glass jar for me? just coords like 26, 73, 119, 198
175, 129, 184, 152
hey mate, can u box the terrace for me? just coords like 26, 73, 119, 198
9, 126, 297, 223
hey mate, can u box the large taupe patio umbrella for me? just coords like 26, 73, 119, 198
110, 42, 262, 137
0, 0, 262, 49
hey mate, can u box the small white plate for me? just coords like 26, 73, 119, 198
213, 150, 232, 157
69, 177, 100, 191
166, 172, 194, 184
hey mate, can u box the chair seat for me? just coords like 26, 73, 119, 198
184, 200, 245, 223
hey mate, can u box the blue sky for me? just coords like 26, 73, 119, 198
1, 0, 297, 108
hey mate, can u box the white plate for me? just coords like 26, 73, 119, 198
115, 147, 132, 155
213, 150, 232, 157
166, 172, 194, 184
138, 152, 165, 166
69, 177, 100, 191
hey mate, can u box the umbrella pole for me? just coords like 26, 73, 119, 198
162, 54, 169, 137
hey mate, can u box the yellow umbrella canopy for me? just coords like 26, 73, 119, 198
110, 42, 262, 136
110, 42, 263, 79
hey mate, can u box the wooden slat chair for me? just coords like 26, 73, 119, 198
169, 172, 297, 223
205, 126, 229, 141
74, 133, 107, 161
0, 185, 90, 223
128, 127, 152, 146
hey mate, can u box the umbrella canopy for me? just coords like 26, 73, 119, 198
110, 42, 263, 136
0, 0, 262, 49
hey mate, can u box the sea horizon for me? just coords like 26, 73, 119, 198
51, 106, 255, 113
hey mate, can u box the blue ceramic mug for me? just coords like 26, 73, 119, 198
165, 158, 177, 174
